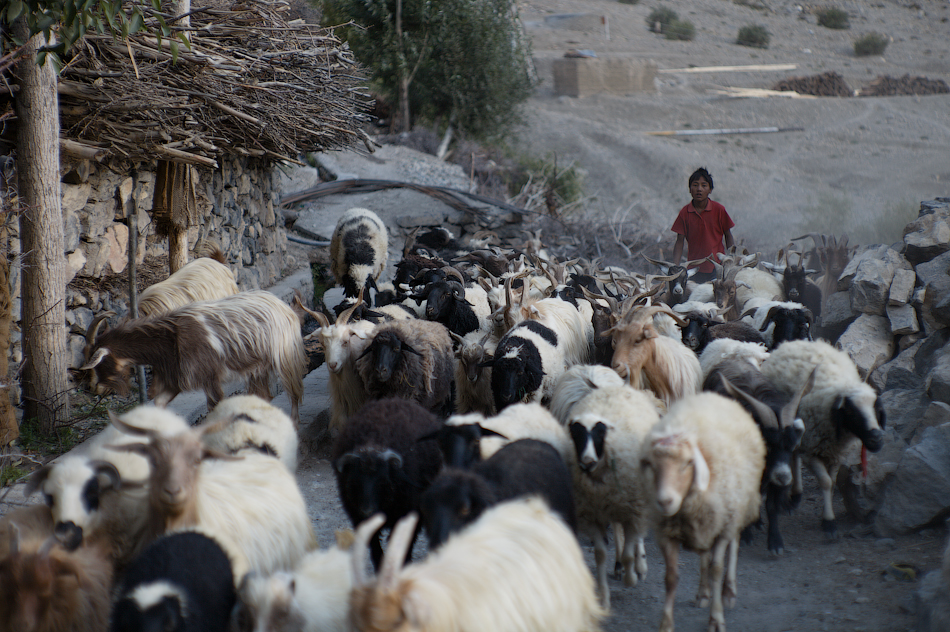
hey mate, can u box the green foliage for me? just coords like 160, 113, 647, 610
3, 0, 188, 68
509, 153, 584, 215
0, 464, 27, 487
815, 7, 850, 29
736, 24, 770, 48
646, 7, 679, 33
320, 0, 535, 140
17, 416, 79, 455
665, 19, 695, 41
854, 32, 888, 56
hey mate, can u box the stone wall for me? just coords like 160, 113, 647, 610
10, 155, 291, 370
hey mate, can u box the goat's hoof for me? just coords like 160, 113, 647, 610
740, 525, 755, 546
789, 493, 803, 509
768, 546, 785, 557
613, 561, 624, 581
724, 595, 737, 609
767, 535, 785, 556
707, 617, 726, 632
821, 519, 839, 541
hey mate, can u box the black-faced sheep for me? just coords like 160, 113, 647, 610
229, 537, 353, 632
567, 384, 662, 609
110, 414, 317, 581
138, 249, 238, 317
330, 207, 388, 299
26, 405, 189, 566
641, 393, 766, 632
0, 531, 112, 632
198, 395, 299, 472
110, 531, 236, 632
420, 438, 577, 548
331, 398, 443, 570
79, 290, 306, 425
415, 269, 492, 338
356, 319, 456, 417
760, 339, 886, 539
349, 498, 605, 632
741, 301, 814, 349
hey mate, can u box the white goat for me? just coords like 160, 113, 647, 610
548, 364, 625, 425
641, 393, 766, 632
138, 254, 238, 317
349, 498, 605, 632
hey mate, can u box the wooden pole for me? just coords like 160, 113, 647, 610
126, 169, 148, 404
647, 126, 805, 136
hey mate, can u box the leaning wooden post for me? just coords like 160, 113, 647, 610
152, 161, 198, 274
125, 169, 148, 404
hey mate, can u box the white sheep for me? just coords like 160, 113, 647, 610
566, 384, 662, 609
111, 415, 317, 582
641, 393, 766, 632
734, 267, 784, 314
447, 402, 574, 465
138, 253, 238, 317
548, 364, 625, 425
231, 537, 353, 632
25, 406, 189, 566
760, 339, 886, 539
698, 338, 770, 382
330, 207, 389, 298
349, 498, 605, 632
199, 395, 299, 472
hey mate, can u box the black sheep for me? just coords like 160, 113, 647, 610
421, 279, 481, 337
421, 439, 577, 548
332, 398, 444, 569
110, 531, 235, 632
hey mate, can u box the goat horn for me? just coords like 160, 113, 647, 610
109, 409, 160, 440
338, 288, 365, 325
293, 291, 330, 329
84, 312, 115, 341
641, 253, 673, 271
683, 256, 711, 269
352, 513, 386, 587
719, 374, 779, 429
89, 460, 122, 491
380, 511, 418, 589
781, 366, 818, 428
78, 347, 111, 371
402, 227, 421, 259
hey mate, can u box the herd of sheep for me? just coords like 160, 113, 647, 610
0, 209, 889, 632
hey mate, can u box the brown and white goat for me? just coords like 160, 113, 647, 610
607, 304, 701, 406
79, 290, 306, 424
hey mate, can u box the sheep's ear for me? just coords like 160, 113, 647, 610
79, 347, 110, 371
90, 460, 122, 492
478, 426, 508, 440
691, 443, 710, 492
25, 465, 53, 497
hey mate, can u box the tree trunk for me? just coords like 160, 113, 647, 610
15, 22, 69, 434
0, 184, 17, 447
395, 0, 411, 133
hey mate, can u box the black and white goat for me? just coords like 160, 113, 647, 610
482, 320, 565, 412
79, 291, 306, 424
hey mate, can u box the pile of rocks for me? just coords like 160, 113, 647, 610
859, 75, 950, 97
773, 71, 853, 97
817, 198, 950, 539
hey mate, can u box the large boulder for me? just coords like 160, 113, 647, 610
874, 423, 950, 536
904, 198, 950, 266
848, 247, 913, 315
816, 291, 857, 342
836, 314, 894, 377
837, 427, 905, 521
917, 565, 950, 632
870, 338, 925, 391
926, 345, 950, 406
877, 388, 931, 443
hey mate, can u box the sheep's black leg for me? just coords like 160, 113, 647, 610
765, 485, 785, 555
370, 531, 385, 571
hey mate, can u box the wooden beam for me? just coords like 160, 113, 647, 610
647, 126, 805, 136
658, 64, 797, 74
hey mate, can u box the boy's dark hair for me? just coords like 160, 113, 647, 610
689, 167, 714, 191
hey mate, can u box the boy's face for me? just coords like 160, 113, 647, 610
690, 177, 711, 205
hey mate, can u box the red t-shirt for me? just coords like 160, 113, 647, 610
671, 200, 735, 274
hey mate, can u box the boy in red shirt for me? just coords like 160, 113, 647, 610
671, 167, 735, 283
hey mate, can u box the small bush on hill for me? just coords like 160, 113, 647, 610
646, 7, 679, 33
736, 24, 770, 48
816, 7, 850, 29
854, 32, 888, 56
617, 0, 640, 5
665, 19, 695, 40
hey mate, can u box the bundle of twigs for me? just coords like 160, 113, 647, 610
54, 0, 372, 168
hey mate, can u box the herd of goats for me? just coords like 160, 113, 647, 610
0, 206, 884, 632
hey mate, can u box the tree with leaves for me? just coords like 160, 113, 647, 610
320, 0, 535, 140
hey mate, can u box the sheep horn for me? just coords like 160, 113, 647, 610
338, 288, 365, 325
781, 366, 818, 428
718, 374, 779, 429
442, 266, 467, 285
352, 513, 386, 586
579, 285, 618, 313
84, 312, 116, 342
380, 511, 418, 589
